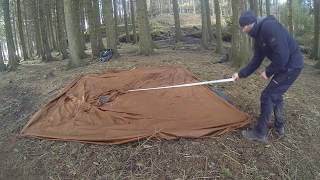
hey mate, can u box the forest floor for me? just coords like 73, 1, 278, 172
1, 14, 320, 179
1, 41, 320, 179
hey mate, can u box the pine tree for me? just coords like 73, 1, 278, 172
2, 0, 18, 70
230, 0, 240, 67
104, 0, 119, 57
172, 0, 182, 42
16, 0, 28, 60
214, 0, 222, 54
64, 0, 86, 67
130, 0, 137, 43
136, 0, 153, 55
312, 0, 320, 60
201, 0, 209, 49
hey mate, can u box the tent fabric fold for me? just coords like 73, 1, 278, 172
21, 66, 250, 144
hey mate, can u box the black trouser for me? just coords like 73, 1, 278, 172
255, 68, 302, 137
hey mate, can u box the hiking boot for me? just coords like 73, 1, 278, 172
275, 127, 285, 138
242, 129, 267, 143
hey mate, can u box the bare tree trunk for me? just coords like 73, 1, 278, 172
30, 0, 42, 57
56, 0, 68, 59
288, 0, 293, 33
104, 0, 119, 57
249, 0, 259, 15
118, 0, 123, 22
211, 0, 215, 17
266, 0, 271, 16
130, 0, 137, 44
79, 0, 86, 51
39, 0, 53, 61
150, 0, 158, 17
205, 0, 213, 42
48, 1, 58, 51
37, 0, 46, 59
86, 0, 104, 57
11, 0, 20, 59
193, 0, 196, 14
259, 0, 263, 16
275, 0, 280, 20
17, 0, 28, 60
136, 0, 153, 55
201, 0, 209, 49
214, 0, 222, 54
113, 0, 119, 44
230, 0, 240, 67
0, 44, 6, 71
64, 0, 86, 67
52, 1, 60, 51
158, 0, 163, 14
172, 0, 182, 42
23, 0, 33, 57
239, 0, 250, 66
3, 0, 18, 70
45, 3, 53, 50
122, 0, 130, 42
312, 0, 320, 60
91, 0, 104, 50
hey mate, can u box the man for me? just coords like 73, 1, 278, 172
232, 11, 304, 143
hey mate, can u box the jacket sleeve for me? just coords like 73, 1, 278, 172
238, 47, 265, 78
261, 21, 290, 77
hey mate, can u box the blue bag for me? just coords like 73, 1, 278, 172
99, 49, 113, 62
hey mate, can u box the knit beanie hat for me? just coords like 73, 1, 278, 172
239, 11, 257, 27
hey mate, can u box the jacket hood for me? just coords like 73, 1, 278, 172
248, 16, 277, 38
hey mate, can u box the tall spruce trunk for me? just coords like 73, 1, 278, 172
85, 0, 103, 57
31, 0, 42, 57
64, 0, 86, 67
266, 0, 271, 16
249, 0, 259, 15
37, 0, 46, 59
17, 0, 28, 60
3, 0, 18, 70
79, 0, 86, 51
312, 0, 320, 60
130, 0, 137, 44
259, 0, 263, 16
56, 0, 68, 59
0, 44, 6, 71
104, 0, 119, 57
230, 0, 240, 67
122, 0, 130, 42
214, 0, 222, 54
205, 0, 213, 41
23, 0, 33, 57
288, 0, 293, 33
113, 0, 119, 44
172, 0, 182, 42
11, 0, 19, 59
39, 0, 53, 61
201, 0, 209, 49
117, 0, 122, 21
193, 0, 196, 14
92, 0, 104, 50
136, 0, 153, 55
239, 0, 250, 67
85, 0, 98, 57
48, 1, 58, 51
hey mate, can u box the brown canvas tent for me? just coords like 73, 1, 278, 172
21, 66, 250, 144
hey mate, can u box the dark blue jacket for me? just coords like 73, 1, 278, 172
239, 16, 304, 78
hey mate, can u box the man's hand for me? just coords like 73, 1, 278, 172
260, 71, 268, 80
232, 72, 239, 81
